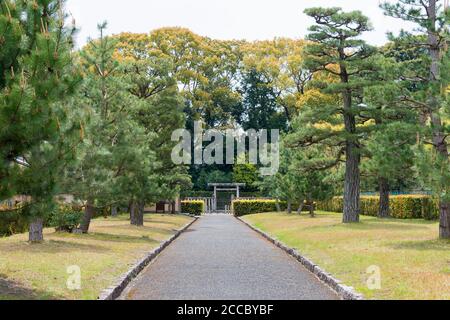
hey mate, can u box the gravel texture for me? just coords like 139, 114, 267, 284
120, 215, 339, 300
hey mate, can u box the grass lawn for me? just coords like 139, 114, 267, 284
0, 214, 193, 300
243, 212, 450, 300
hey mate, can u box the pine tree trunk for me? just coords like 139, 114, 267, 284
439, 201, 450, 239
139, 201, 145, 223
130, 201, 137, 224
287, 200, 292, 214
343, 140, 360, 223
80, 201, 95, 234
130, 201, 144, 226
309, 203, 315, 218
341, 73, 360, 223
175, 198, 181, 214
435, 111, 450, 239
111, 206, 118, 217
29, 217, 44, 243
275, 199, 281, 212
127, 200, 132, 217
426, 0, 450, 239
297, 201, 305, 215
378, 177, 390, 218
308, 194, 315, 218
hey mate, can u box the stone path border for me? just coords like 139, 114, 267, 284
235, 216, 364, 300
98, 216, 199, 300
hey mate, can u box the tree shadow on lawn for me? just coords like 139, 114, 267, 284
93, 224, 177, 237
84, 232, 161, 244
143, 219, 182, 226
313, 212, 438, 225
388, 239, 450, 251
0, 226, 169, 254
96, 216, 182, 227
0, 275, 62, 300
109, 213, 184, 224
0, 239, 110, 254
367, 217, 437, 225
303, 221, 430, 232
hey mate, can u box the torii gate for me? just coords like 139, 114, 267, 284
208, 183, 246, 213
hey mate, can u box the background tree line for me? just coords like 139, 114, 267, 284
0, 0, 448, 241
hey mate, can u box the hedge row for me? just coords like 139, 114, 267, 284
181, 191, 263, 199
181, 200, 205, 216
317, 195, 439, 220
232, 200, 316, 217
232, 200, 288, 217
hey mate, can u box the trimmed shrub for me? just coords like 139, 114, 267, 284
49, 205, 84, 233
317, 197, 344, 213
232, 199, 316, 216
317, 195, 439, 220
1, 203, 86, 237
232, 200, 283, 217
181, 200, 204, 216
0, 210, 29, 237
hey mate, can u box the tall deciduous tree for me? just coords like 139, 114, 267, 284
241, 39, 312, 123
148, 28, 242, 129
144, 28, 243, 189
0, 0, 79, 242
381, 0, 449, 238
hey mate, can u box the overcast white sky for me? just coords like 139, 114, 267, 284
66, 0, 416, 48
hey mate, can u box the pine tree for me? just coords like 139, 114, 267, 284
360, 53, 419, 218
0, 0, 79, 242
237, 69, 289, 132
288, 7, 379, 223
260, 142, 334, 216
68, 23, 152, 232
363, 122, 417, 217
111, 121, 158, 227
113, 33, 190, 224
381, 0, 450, 238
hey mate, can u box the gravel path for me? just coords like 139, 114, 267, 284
120, 215, 338, 300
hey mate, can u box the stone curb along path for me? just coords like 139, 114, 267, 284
98, 216, 199, 300
235, 216, 364, 301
